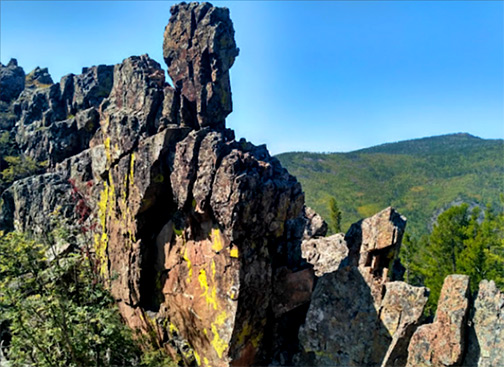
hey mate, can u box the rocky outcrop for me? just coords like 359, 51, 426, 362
407, 275, 470, 367
0, 3, 306, 366
0, 2, 502, 367
0, 59, 25, 103
297, 207, 429, 366
25, 66, 53, 88
163, 2, 239, 128
301, 233, 348, 276
380, 282, 430, 367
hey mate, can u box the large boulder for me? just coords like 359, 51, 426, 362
25, 66, 54, 88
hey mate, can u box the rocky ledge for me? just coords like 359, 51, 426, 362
0, 2, 502, 366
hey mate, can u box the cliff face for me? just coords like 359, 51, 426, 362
0, 2, 501, 366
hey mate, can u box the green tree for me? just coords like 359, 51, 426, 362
328, 197, 342, 233
412, 202, 504, 313
419, 204, 472, 311
400, 233, 425, 285
458, 202, 504, 290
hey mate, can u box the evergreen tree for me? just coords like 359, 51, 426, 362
328, 197, 342, 233
409, 201, 504, 313
399, 233, 425, 285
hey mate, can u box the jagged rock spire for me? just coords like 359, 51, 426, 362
163, 2, 239, 129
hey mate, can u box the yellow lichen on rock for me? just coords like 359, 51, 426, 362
95, 180, 110, 277
229, 246, 239, 258
183, 247, 193, 282
211, 323, 228, 358
211, 228, 224, 252
198, 264, 218, 310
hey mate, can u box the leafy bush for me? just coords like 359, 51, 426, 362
0, 227, 175, 366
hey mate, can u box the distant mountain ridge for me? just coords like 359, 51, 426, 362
276, 133, 504, 237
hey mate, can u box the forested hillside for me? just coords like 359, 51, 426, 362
277, 133, 504, 237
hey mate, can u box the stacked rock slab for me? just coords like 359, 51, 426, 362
406, 275, 470, 367
297, 207, 430, 366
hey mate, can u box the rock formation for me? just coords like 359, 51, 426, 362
0, 2, 502, 366
407, 275, 470, 367
297, 207, 429, 366
463, 280, 504, 367
0, 59, 25, 103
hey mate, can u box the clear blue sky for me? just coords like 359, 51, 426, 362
1, 1, 502, 154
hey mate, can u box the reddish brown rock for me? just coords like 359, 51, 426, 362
380, 281, 429, 367
272, 267, 315, 317
163, 2, 239, 128
406, 274, 470, 367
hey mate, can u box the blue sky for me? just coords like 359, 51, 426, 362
1, 1, 502, 154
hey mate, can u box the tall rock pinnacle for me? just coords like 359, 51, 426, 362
163, 2, 239, 129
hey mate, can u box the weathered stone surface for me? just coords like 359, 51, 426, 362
298, 265, 392, 366
301, 233, 348, 276
297, 208, 427, 367
163, 2, 239, 127
303, 206, 328, 239
380, 282, 429, 367
15, 108, 99, 164
0, 172, 76, 234
25, 66, 53, 88
14, 83, 66, 127
272, 267, 314, 317
407, 274, 470, 367
71, 64, 113, 112
347, 206, 407, 308
93, 55, 167, 161
0, 59, 25, 103
463, 280, 504, 367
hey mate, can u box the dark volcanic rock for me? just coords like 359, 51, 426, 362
71, 65, 113, 112
0, 59, 25, 103
163, 2, 239, 128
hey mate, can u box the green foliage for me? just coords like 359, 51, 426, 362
0, 230, 142, 366
1, 155, 43, 183
404, 201, 504, 313
399, 233, 425, 285
0, 228, 176, 366
277, 133, 504, 237
140, 349, 177, 367
328, 197, 342, 233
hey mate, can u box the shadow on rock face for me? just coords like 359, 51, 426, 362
297, 266, 391, 366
